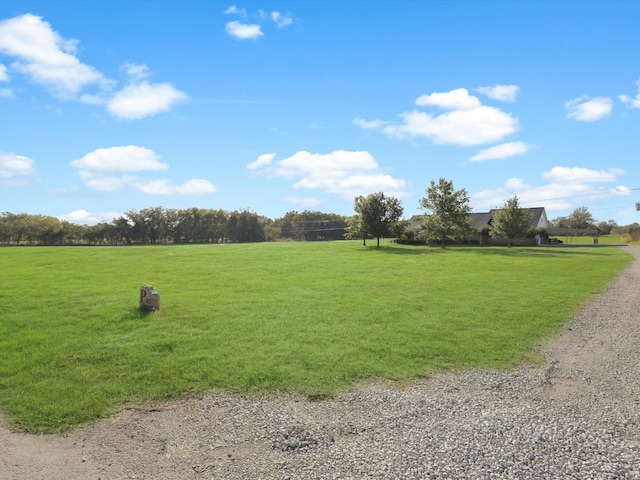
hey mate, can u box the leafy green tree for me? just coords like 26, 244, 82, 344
0, 212, 17, 244
111, 216, 132, 244
202, 209, 229, 243
566, 206, 596, 229
419, 178, 473, 247
613, 222, 640, 235
143, 206, 170, 244
490, 195, 533, 247
348, 192, 404, 247
126, 209, 149, 244
345, 214, 371, 246
596, 219, 617, 235
227, 209, 265, 243
275, 210, 348, 241
0, 212, 79, 245
84, 222, 112, 245
550, 215, 569, 229
174, 207, 203, 243
551, 206, 596, 230
270, 209, 371, 243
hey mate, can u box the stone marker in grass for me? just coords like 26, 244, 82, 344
139, 285, 160, 312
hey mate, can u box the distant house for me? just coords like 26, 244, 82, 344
404, 207, 550, 245
470, 207, 550, 246
406, 206, 598, 245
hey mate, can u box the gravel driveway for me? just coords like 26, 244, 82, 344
2, 246, 639, 479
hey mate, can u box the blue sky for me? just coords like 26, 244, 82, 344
1, 1, 639, 226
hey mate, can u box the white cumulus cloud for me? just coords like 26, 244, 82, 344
247, 153, 276, 170
58, 209, 123, 225
383, 106, 518, 146
503, 177, 529, 190
0, 14, 109, 98
250, 150, 407, 200
356, 87, 519, 147
122, 62, 150, 82
352, 118, 389, 130
225, 21, 263, 40
415, 88, 482, 110
476, 84, 520, 102
0, 151, 36, 184
541, 166, 624, 184
224, 5, 247, 17
472, 167, 629, 214
77, 171, 136, 191
72, 146, 166, 190
271, 11, 293, 28
565, 96, 613, 122
71, 145, 169, 172
107, 81, 188, 120
224, 6, 294, 38
0, 14, 186, 119
469, 141, 532, 162
71, 145, 216, 196
619, 78, 640, 109
133, 178, 216, 196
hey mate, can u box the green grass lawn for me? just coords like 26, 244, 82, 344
549, 234, 637, 245
0, 242, 632, 432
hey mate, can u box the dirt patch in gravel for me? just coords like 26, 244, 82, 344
2, 246, 639, 480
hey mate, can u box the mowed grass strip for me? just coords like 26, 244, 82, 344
550, 234, 631, 245
0, 242, 632, 432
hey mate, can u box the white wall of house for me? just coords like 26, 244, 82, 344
536, 210, 549, 229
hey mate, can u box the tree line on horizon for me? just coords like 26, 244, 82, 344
0, 208, 350, 246
1, 178, 638, 246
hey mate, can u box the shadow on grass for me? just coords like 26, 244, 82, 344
465, 247, 594, 258
364, 244, 625, 258
120, 307, 158, 321
356, 245, 447, 255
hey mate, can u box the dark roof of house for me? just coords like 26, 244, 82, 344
469, 212, 493, 230
528, 207, 546, 227
470, 207, 547, 231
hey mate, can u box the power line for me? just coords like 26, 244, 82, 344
517, 187, 640, 206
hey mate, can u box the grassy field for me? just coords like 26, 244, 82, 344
0, 241, 632, 432
548, 234, 638, 245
